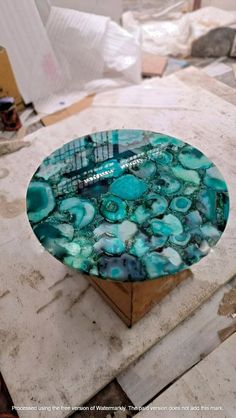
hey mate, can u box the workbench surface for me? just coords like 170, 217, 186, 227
0, 73, 236, 417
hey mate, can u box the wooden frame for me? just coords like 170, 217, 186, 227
87, 269, 192, 327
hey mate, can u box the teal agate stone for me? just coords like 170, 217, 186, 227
110, 174, 147, 200
26, 130, 229, 282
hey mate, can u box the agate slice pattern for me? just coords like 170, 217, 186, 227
26, 130, 229, 282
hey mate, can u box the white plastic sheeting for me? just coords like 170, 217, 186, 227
34, 7, 141, 113
0, 1, 141, 113
47, 7, 141, 91
46, 8, 109, 90
0, 0, 64, 104
123, 6, 236, 57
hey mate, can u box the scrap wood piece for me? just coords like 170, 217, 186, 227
141, 52, 167, 77
41, 95, 94, 126
193, 0, 201, 10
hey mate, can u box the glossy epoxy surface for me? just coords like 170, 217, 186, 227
26, 130, 229, 281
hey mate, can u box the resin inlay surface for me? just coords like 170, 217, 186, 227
26, 130, 229, 282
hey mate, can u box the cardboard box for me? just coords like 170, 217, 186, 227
0, 46, 24, 110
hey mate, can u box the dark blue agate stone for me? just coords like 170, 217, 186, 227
26, 130, 229, 282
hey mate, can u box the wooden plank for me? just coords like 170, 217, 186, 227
41, 95, 94, 126
135, 332, 236, 417
117, 276, 236, 406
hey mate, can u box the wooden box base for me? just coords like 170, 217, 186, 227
87, 270, 192, 327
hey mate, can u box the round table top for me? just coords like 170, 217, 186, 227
26, 129, 229, 282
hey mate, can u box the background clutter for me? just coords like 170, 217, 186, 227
0, 0, 235, 131
0, 0, 140, 115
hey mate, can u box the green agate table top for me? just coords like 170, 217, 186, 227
26, 130, 229, 282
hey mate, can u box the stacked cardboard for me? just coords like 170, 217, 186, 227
0, 47, 24, 110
